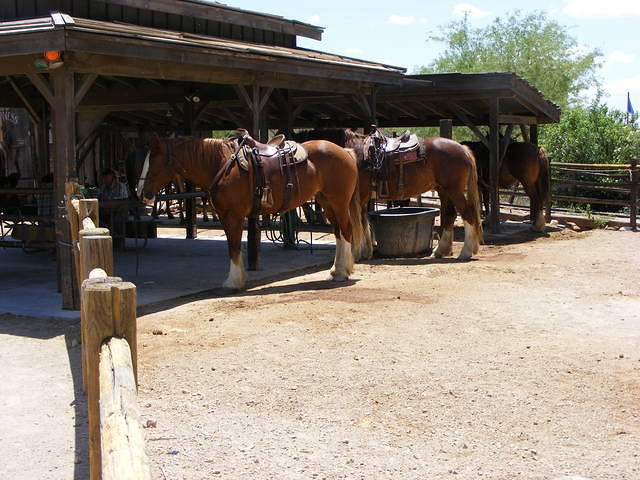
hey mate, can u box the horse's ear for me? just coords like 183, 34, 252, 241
145, 132, 162, 154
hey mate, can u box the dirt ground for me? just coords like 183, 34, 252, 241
132, 226, 639, 480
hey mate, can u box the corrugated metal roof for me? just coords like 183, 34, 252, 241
0, 14, 404, 75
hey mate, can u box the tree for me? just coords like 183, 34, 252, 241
422, 11, 602, 109
540, 103, 640, 164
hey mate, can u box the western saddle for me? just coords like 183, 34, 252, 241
229, 129, 307, 213
363, 126, 423, 199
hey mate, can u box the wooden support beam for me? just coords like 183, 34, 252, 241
183, 98, 197, 240
52, 69, 79, 309
439, 119, 453, 139
488, 97, 501, 233
6, 76, 40, 124
75, 73, 98, 108
26, 72, 55, 106
234, 84, 274, 270
448, 103, 488, 148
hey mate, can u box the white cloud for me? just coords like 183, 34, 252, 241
388, 15, 415, 25
607, 50, 635, 65
452, 3, 491, 19
419, 17, 429, 24
563, 0, 640, 17
305, 15, 320, 24
604, 74, 640, 98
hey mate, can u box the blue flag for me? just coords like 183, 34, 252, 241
627, 92, 635, 115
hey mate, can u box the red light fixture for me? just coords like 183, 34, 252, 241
44, 50, 61, 62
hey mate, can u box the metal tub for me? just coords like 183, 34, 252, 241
368, 207, 439, 257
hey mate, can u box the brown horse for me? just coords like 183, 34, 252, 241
462, 140, 550, 232
295, 129, 483, 260
141, 133, 364, 290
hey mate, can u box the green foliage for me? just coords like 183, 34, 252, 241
540, 103, 640, 164
422, 10, 602, 109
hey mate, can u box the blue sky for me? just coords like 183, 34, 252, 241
222, 0, 640, 112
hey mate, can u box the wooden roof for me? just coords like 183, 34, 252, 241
100, 0, 325, 40
0, 14, 405, 90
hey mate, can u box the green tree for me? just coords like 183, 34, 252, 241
540, 103, 640, 164
422, 11, 602, 109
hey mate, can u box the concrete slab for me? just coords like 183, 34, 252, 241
0, 228, 336, 320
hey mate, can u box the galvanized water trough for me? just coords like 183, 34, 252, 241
368, 207, 439, 257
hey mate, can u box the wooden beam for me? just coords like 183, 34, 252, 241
448, 103, 488, 148
75, 73, 98, 108
6, 75, 40, 124
498, 114, 537, 125
26, 72, 54, 106
488, 96, 500, 233
52, 68, 79, 309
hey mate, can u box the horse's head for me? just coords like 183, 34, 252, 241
140, 133, 177, 202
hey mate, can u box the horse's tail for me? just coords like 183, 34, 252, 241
536, 146, 550, 206
346, 149, 365, 261
463, 145, 484, 248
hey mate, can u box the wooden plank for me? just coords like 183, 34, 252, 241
99, 338, 151, 480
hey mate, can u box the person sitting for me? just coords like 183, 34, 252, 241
99, 168, 130, 248
99, 168, 129, 201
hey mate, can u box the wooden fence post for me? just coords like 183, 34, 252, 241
82, 273, 137, 480
100, 338, 151, 480
631, 158, 638, 230
79, 231, 113, 392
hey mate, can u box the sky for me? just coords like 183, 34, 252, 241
221, 0, 640, 112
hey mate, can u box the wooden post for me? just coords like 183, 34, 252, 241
238, 84, 273, 271
99, 337, 151, 480
630, 158, 638, 230
183, 97, 197, 239
82, 274, 137, 480
439, 119, 453, 139
79, 230, 113, 392
488, 97, 501, 233
65, 183, 82, 294
51, 69, 79, 309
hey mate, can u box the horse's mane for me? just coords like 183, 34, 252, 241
165, 136, 234, 166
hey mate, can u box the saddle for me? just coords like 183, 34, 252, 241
230, 129, 308, 213
363, 126, 423, 199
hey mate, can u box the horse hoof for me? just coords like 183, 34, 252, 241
433, 250, 452, 258
330, 271, 349, 282
222, 279, 246, 291
457, 253, 472, 261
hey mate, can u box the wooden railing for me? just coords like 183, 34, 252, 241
64, 183, 151, 480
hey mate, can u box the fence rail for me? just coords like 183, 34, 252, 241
549, 159, 638, 228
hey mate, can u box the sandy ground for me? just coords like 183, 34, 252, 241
2, 226, 638, 480
133, 227, 640, 480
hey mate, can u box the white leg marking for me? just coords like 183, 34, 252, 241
458, 221, 477, 260
434, 228, 453, 258
330, 235, 353, 281
222, 255, 247, 290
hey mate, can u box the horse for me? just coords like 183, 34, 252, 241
462, 140, 549, 232
140, 132, 364, 290
294, 129, 483, 261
